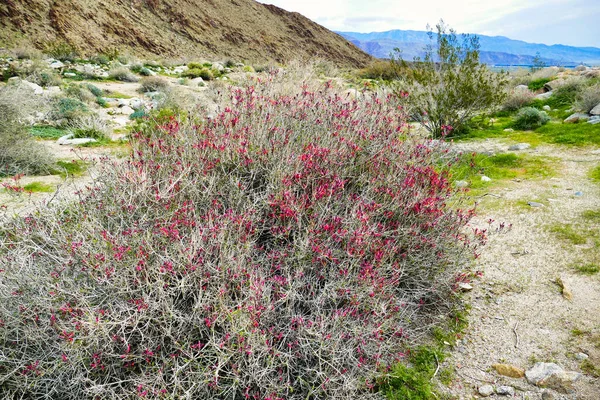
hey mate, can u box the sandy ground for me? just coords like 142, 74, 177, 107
441, 140, 600, 399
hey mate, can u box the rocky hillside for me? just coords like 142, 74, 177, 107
0, 0, 371, 67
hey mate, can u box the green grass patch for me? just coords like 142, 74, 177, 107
582, 209, 600, 222
51, 160, 87, 177
449, 152, 555, 193
528, 78, 553, 91
29, 125, 68, 139
589, 165, 600, 182
574, 263, 600, 275
549, 224, 588, 245
104, 91, 132, 99
535, 122, 600, 146
22, 182, 54, 193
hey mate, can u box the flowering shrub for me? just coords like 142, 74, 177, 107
0, 77, 484, 398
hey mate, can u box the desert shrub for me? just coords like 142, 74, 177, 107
90, 54, 111, 65
43, 40, 79, 62
109, 67, 139, 82
182, 67, 213, 80
528, 77, 553, 91
129, 63, 144, 73
0, 80, 483, 398
225, 59, 236, 68
392, 21, 508, 137
85, 83, 104, 97
26, 69, 62, 87
129, 109, 149, 120
358, 60, 397, 81
530, 67, 559, 81
51, 97, 89, 121
187, 62, 204, 70
139, 76, 169, 93
67, 115, 110, 140
14, 47, 42, 60
0, 86, 54, 176
546, 77, 585, 108
502, 88, 534, 111
575, 83, 600, 113
512, 107, 550, 130
63, 84, 97, 103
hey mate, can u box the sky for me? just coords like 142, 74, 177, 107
258, 0, 600, 48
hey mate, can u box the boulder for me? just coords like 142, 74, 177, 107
508, 143, 531, 151
588, 116, 600, 125
590, 103, 600, 115
496, 386, 515, 396
543, 79, 565, 92
49, 60, 65, 69
525, 362, 581, 393
190, 77, 205, 86
129, 98, 144, 109
535, 91, 553, 100
564, 113, 590, 123
119, 106, 135, 116
21, 80, 44, 95
478, 385, 494, 397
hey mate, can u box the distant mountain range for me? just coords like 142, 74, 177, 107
337, 30, 600, 66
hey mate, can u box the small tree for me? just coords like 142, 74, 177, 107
530, 52, 547, 72
391, 21, 508, 138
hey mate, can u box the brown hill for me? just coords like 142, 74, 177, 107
0, 0, 372, 67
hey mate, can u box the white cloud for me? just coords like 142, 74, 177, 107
257, 0, 600, 47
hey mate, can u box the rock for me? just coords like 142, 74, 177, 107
503, 128, 514, 132
496, 385, 515, 396
527, 201, 544, 207
541, 391, 556, 400
574, 191, 583, 197
117, 99, 130, 107
21, 80, 44, 95
543, 105, 551, 111
514, 84, 529, 91
543, 79, 565, 92
478, 385, 494, 397
525, 362, 581, 393
455, 180, 469, 188
564, 113, 590, 123
212, 62, 225, 72
588, 116, 600, 124
63, 72, 77, 77
49, 60, 65, 69
492, 363, 525, 378
458, 282, 473, 292
590, 103, 600, 115
119, 106, 135, 116
575, 352, 589, 361
190, 77, 205, 86
129, 98, 144, 109
555, 277, 573, 300
45, 86, 61, 95
57, 134, 97, 145
536, 91, 553, 100
7, 76, 21, 84
481, 176, 492, 182
508, 143, 530, 151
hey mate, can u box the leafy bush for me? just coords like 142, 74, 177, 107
182, 67, 214, 80
358, 60, 397, 81
51, 97, 89, 121
512, 107, 550, 130
392, 21, 508, 137
109, 67, 139, 82
43, 40, 79, 62
502, 88, 534, 111
187, 62, 204, 70
0, 86, 54, 176
0, 80, 483, 398
575, 84, 600, 113
67, 115, 110, 140
85, 83, 104, 97
139, 76, 169, 93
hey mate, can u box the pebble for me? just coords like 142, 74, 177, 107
508, 143, 531, 151
458, 282, 473, 292
481, 176, 492, 182
525, 362, 581, 393
496, 385, 515, 396
574, 191, 583, 197
478, 385, 494, 397
575, 352, 588, 361
527, 201, 544, 207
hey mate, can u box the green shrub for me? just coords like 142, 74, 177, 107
129, 109, 148, 120
512, 107, 550, 130
68, 116, 110, 140
528, 78, 553, 91
89, 54, 110, 65
391, 21, 508, 137
547, 78, 585, 108
358, 60, 397, 80
187, 62, 204, 70
182, 67, 213, 80
85, 83, 103, 97
63, 84, 96, 103
43, 40, 79, 62
51, 97, 89, 121
139, 67, 153, 76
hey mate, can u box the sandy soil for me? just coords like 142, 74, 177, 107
441, 140, 600, 399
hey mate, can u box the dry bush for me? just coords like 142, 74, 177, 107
139, 76, 169, 93
0, 78, 484, 398
109, 67, 139, 82
67, 115, 111, 140
575, 83, 600, 113
530, 66, 559, 81
502, 88, 535, 111
0, 85, 54, 176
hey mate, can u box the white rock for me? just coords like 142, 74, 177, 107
455, 180, 469, 188
509, 143, 531, 151
190, 77, 205, 86
129, 98, 144, 109
503, 128, 514, 132
49, 60, 65, 69
514, 84, 529, 91
564, 113, 590, 123
496, 386, 515, 396
21, 80, 44, 95
119, 106, 135, 115
58, 134, 97, 145
543, 105, 551, 111
535, 91, 553, 100
478, 385, 494, 397
590, 103, 600, 115
458, 282, 473, 291
212, 63, 224, 72
526, 362, 581, 393
575, 352, 589, 361
481, 176, 492, 182
63, 72, 77, 77
118, 99, 130, 107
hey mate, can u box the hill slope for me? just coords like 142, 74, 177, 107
0, 0, 372, 67
338, 29, 600, 65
